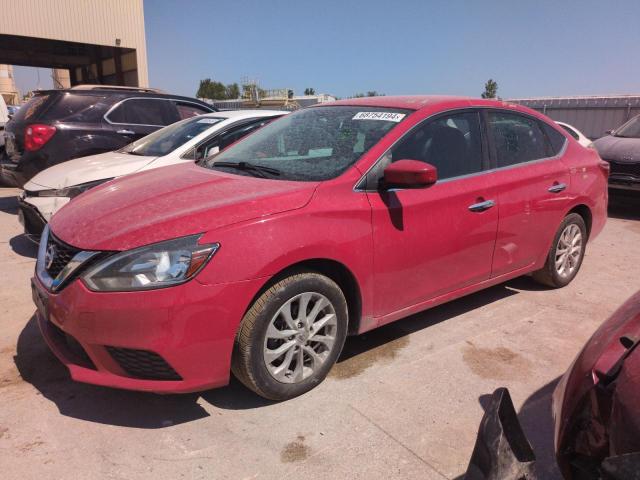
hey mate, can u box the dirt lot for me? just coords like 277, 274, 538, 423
1, 187, 639, 480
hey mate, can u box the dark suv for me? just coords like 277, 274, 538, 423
1, 85, 216, 187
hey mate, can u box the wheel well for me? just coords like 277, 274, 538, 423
259, 259, 363, 336
568, 204, 592, 238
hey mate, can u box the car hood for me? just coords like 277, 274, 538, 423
24, 151, 157, 190
593, 135, 640, 163
49, 163, 318, 251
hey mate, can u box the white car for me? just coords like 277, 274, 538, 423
556, 121, 592, 148
0, 95, 8, 149
19, 109, 284, 238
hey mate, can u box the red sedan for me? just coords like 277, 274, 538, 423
31, 96, 608, 400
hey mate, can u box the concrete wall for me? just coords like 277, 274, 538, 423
0, 0, 148, 86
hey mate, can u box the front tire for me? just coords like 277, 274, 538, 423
532, 213, 587, 288
231, 272, 348, 401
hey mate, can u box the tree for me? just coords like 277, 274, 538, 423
481, 79, 498, 99
197, 79, 241, 100
226, 83, 240, 99
304, 88, 315, 95
287, 89, 294, 99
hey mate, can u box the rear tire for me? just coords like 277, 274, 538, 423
231, 272, 348, 401
532, 213, 587, 288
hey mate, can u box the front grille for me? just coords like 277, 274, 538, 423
45, 232, 81, 278
106, 347, 182, 381
607, 160, 640, 178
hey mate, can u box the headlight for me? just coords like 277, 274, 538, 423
37, 178, 113, 198
82, 235, 219, 292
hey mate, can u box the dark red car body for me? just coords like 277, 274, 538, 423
553, 290, 640, 478
31, 96, 608, 393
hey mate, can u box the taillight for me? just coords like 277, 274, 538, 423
24, 124, 56, 151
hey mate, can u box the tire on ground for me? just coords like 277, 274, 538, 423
231, 271, 348, 401
532, 212, 587, 288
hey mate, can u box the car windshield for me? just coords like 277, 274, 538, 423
120, 116, 226, 157
614, 116, 640, 138
204, 106, 411, 181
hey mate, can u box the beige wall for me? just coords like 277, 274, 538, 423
0, 0, 148, 86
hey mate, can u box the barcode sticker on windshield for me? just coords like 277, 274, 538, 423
353, 112, 406, 122
197, 118, 222, 124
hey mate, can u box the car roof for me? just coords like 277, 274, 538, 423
202, 109, 285, 120
323, 95, 553, 123
32, 88, 217, 110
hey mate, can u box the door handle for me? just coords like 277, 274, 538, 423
117, 129, 135, 135
548, 182, 567, 193
468, 199, 496, 212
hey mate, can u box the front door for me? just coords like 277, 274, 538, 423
365, 110, 499, 320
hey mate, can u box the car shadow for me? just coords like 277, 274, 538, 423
608, 192, 640, 221
14, 315, 211, 428
455, 378, 562, 479
13, 277, 540, 427
0, 192, 18, 214
10, 234, 38, 259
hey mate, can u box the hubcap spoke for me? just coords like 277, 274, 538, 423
263, 291, 337, 384
555, 223, 583, 278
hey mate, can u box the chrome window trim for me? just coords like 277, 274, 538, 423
36, 225, 100, 292
353, 106, 568, 192
103, 97, 214, 127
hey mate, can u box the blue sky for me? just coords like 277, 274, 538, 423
14, 0, 640, 99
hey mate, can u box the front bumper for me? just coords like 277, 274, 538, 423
32, 273, 265, 394
17, 195, 49, 239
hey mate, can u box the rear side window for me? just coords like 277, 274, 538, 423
390, 111, 484, 180
488, 112, 550, 167
543, 123, 568, 154
39, 93, 107, 122
174, 101, 212, 119
10, 94, 50, 123
107, 98, 174, 126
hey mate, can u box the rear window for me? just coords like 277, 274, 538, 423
10, 94, 51, 123
543, 123, 568, 154
39, 93, 108, 123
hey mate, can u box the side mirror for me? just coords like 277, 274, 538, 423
382, 159, 437, 189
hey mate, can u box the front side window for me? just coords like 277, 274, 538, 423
120, 116, 225, 157
488, 112, 550, 167
387, 111, 484, 180
107, 98, 174, 126
204, 106, 410, 181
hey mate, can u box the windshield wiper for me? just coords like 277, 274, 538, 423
212, 161, 281, 177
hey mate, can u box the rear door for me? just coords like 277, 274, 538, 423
103, 97, 178, 146
366, 109, 499, 320
485, 110, 571, 277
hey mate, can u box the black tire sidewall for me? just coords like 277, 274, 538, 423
247, 273, 348, 400
547, 213, 587, 287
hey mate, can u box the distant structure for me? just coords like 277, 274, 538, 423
508, 95, 640, 139
1, 0, 148, 88
204, 78, 336, 110
0, 64, 19, 105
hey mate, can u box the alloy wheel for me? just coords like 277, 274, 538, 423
263, 292, 337, 383
555, 223, 583, 278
